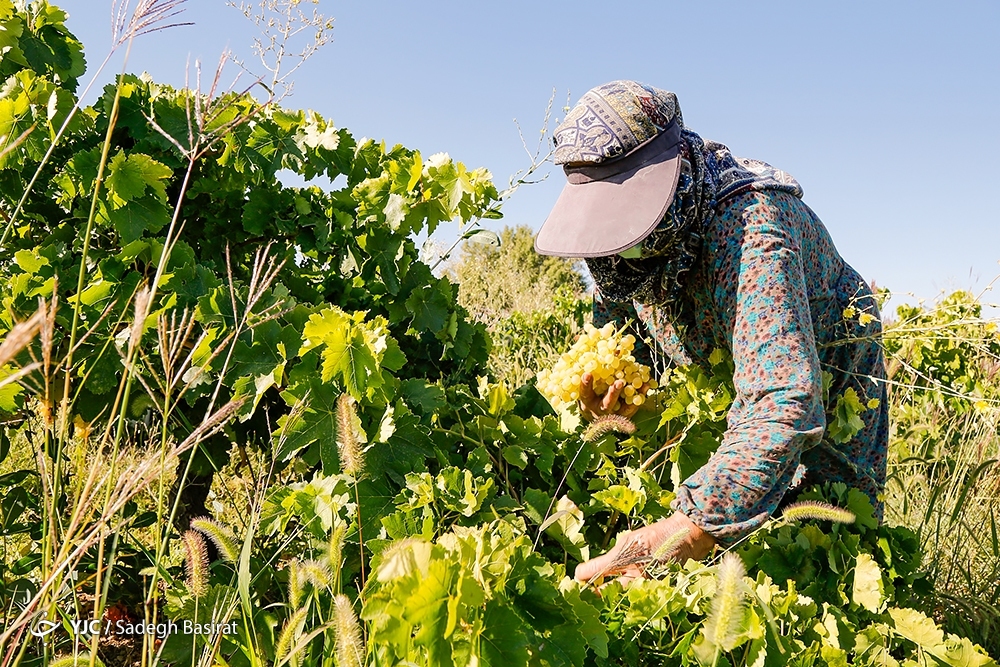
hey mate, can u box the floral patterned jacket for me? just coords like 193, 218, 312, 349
593, 189, 888, 544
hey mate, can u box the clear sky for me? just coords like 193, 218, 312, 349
56, 0, 1000, 314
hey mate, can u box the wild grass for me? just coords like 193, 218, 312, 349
0, 6, 311, 663
883, 352, 1000, 653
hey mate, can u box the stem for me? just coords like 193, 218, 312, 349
354, 480, 365, 593
429, 218, 482, 273
35, 43, 131, 664
533, 437, 589, 551
600, 511, 622, 551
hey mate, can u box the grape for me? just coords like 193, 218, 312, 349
535, 322, 656, 412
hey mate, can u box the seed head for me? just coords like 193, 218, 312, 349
182, 530, 210, 597
275, 605, 310, 664
334, 594, 365, 667
581, 414, 636, 442
781, 501, 856, 525
190, 516, 239, 564
336, 394, 365, 477
704, 553, 749, 652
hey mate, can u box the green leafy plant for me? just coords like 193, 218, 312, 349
1, 2, 998, 666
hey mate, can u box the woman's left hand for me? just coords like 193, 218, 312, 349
578, 372, 648, 421
573, 512, 717, 586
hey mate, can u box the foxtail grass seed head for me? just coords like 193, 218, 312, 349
182, 530, 210, 597
287, 559, 304, 608
275, 605, 310, 664
190, 516, 240, 564
781, 501, 857, 525
327, 522, 346, 571
300, 559, 332, 590
336, 394, 365, 477
48, 654, 106, 667
650, 527, 691, 564
334, 594, 365, 667
704, 552, 749, 652
581, 414, 637, 442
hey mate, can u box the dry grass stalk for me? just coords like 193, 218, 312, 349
128, 284, 151, 353
112, 0, 193, 46
0, 395, 246, 649
179, 397, 246, 452
227, 0, 335, 101
0, 308, 44, 368
0, 123, 37, 163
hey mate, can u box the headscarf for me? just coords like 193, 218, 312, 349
585, 129, 804, 309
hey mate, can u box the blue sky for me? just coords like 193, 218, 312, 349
56, 0, 1000, 314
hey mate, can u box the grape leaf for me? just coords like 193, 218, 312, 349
406, 284, 450, 333
593, 485, 644, 515
479, 601, 530, 667
845, 488, 879, 530
105, 151, 172, 208
403, 558, 455, 666
851, 553, 883, 612
560, 583, 608, 658
399, 378, 447, 415
274, 378, 338, 462
100, 196, 172, 244
888, 607, 944, 648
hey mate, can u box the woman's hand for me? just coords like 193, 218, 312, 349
578, 372, 647, 421
574, 512, 716, 586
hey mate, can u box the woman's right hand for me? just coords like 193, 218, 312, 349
578, 372, 643, 421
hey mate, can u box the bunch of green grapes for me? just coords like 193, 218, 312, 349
536, 322, 657, 412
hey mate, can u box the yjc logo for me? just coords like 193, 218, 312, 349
29, 619, 59, 638
30, 618, 104, 638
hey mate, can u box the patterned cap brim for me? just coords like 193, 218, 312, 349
536, 123, 682, 258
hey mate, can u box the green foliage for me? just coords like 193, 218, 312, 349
0, 2, 499, 660
881, 291, 1000, 655
446, 225, 591, 387
364, 520, 608, 667
488, 289, 591, 387
448, 224, 585, 325
357, 484, 992, 667
446, 224, 589, 387
1, 4, 998, 666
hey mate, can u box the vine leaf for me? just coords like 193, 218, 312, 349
303, 306, 405, 401
405, 284, 450, 334
851, 553, 884, 612
478, 602, 530, 667
105, 151, 172, 207
888, 607, 944, 646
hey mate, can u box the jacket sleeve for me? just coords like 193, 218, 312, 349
671, 193, 826, 544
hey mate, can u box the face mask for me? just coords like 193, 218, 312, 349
586, 253, 670, 304
617, 244, 644, 259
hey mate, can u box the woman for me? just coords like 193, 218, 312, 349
534, 80, 888, 583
